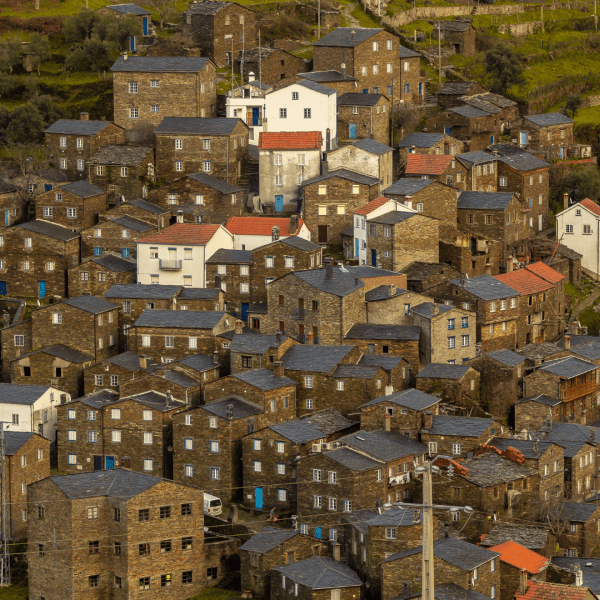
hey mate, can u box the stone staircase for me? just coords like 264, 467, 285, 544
238, 158, 259, 206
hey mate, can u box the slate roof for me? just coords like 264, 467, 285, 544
342, 429, 427, 461
383, 178, 435, 196
449, 274, 520, 300
405, 154, 453, 175
572, 342, 600, 361
154, 117, 242, 136
288, 267, 364, 298
488, 437, 557, 459
433, 584, 493, 600
108, 215, 154, 232
133, 310, 227, 329
323, 447, 382, 471
351, 138, 393, 155
275, 236, 321, 251
18, 220, 79, 241
0, 383, 49, 405
106, 3, 151, 14
273, 556, 362, 589
201, 397, 264, 420
85, 254, 136, 272
410, 302, 455, 319
88, 145, 152, 165
399, 45, 420, 57
313, 27, 381, 47
540, 356, 597, 378
280, 345, 354, 373
494, 270, 553, 295
121, 390, 186, 412
300, 169, 379, 187
359, 354, 405, 370
258, 131, 322, 150
185, 1, 244, 15
438, 82, 480, 95
497, 153, 550, 172
45, 119, 114, 135
543, 422, 600, 443
229, 333, 286, 354
563, 501, 597, 522
345, 323, 420, 340
524, 112, 574, 127
176, 353, 220, 372
127, 199, 170, 215
398, 132, 445, 148
206, 249, 253, 264
457, 150, 496, 167
299, 70, 357, 83
104, 283, 180, 299
137, 223, 221, 245
55, 180, 106, 198
437, 20, 472, 31
365, 284, 409, 301
465, 92, 517, 108
4, 432, 38, 455
481, 523, 552, 550
225, 216, 306, 237
269, 408, 356, 444
13, 344, 93, 364
332, 364, 381, 379
186, 172, 244, 193
420, 415, 495, 437
105, 351, 154, 372
416, 363, 471, 380
486, 349, 526, 367
111, 56, 211, 72
458, 96, 501, 115
459, 452, 535, 487
232, 369, 296, 391
338, 93, 386, 106
293, 79, 337, 96
515, 581, 593, 600
239, 527, 298, 553
457, 191, 515, 210
360, 388, 439, 411
488, 540, 548, 574
449, 105, 490, 119
63, 296, 116, 314
160, 369, 198, 388
366, 506, 422, 527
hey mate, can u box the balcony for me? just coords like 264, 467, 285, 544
159, 259, 182, 270
560, 379, 597, 401
294, 308, 305, 320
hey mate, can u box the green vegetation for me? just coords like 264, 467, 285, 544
187, 587, 239, 600
350, 4, 380, 28
485, 44, 524, 95
0, 583, 28, 600
566, 282, 586, 301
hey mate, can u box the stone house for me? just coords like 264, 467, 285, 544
182, 1, 256, 67
365, 284, 433, 326
155, 118, 249, 186
236, 46, 305, 86
297, 70, 358, 95
382, 179, 458, 241
110, 55, 218, 140
229, 332, 296, 374
403, 261, 462, 294
398, 132, 466, 163
81, 214, 155, 260
0, 181, 23, 230
240, 528, 327, 600
360, 387, 440, 438
415, 363, 480, 411
99, 198, 170, 230
241, 409, 357, 512
57, 389, 187, 476
403, 154, 458, 186
27, 469, 205, 600
432, 20, 476, 55
559, 502, 600, 557
411, 302, 477, 365
455, 150, 499, 192
312, 28, 400, 101
481, 523, 555, 558
258, 131, 322, 213
435, 81, 487, 110
83, 351, 157, 395
34, 180, 107, 232
0, 220, 80, 298
326, 138, 394, 189
426, 274, 521, 353
337, 93, 390, 145
206, 249, 253, 319
514, 394, 563, 432
226, 215, 312, 251
439, 231, 503, 279
497, 153, 550, 233
177, 287, 224, 312
399, 45, 424, 104
44, 116, 125, 180
515, 112, 574, 160
68, 254, 136, 298
87, 145, 153, 200
461, 93, 519, 133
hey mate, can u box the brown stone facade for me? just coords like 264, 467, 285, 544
360, 397, 439, 438
81, 217, 156, 261
514, 116, 574, 160
432, 22, 476, 56
337, 95, 390, 145
99, 201, 170, 230
426, 109, 500, 151
68, 256, 136, 298
398, 135, 466, 164
235, 47, 305, 86
416, 370, 481, 413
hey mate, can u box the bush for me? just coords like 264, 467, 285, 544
259, 15, 312, 44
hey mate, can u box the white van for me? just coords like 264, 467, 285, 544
204, 493, 222, 516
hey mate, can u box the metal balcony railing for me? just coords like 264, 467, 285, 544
294, 308, 305, 320
159, 259, 182, 270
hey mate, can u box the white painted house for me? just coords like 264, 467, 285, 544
264, 80, 338, 152
556, 197, 600, 279
352, 197, 415, 265
136, 223, 233, 287
225, 76, 273, 145
0, 384, 70, 440
225, 215, 311, 250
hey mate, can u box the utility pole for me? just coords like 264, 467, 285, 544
0, 422, 10, 586
438, 21, 442, 85
318, 0, 321, 40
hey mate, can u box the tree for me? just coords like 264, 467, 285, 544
0, 36, 25, 74
484, 44, 524, 95
4, 104, 45, 144
530, 498, 570, 539
0, 142, 50, 207
565, 94, 583, 118
65, 38, 118, 73
64, 8, 100, 43
145, 0, 177, 30
28, 95, 64, 127
0, 72, 20, 99
560, 169, 600, 204
104, 14, 142, 51
28, 33, 51, 76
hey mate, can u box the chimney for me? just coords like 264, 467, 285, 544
341, 64, 346, 75
274, 361, 284, 377
326, 128, 331, 152
401, 582, 411, 600
226, 404, 234, 419
80, 112, 89, 121
263, 118, 268, 133
248, 71, 255, 83
385, 385, 393, 396
275, 331, 282, 345
384, 414, 391, 431
331, 541, 341, 561
325, 258, 334, 279
431, 303, 439, 316
177, 210, 184, 223
564, 335, 571, 350
139, 355, 147, 369
2, 314, 10, 329
25, 157, 33, 174
389, 284, 396, 297
235, 320, 243, 335
519, 569, 528, 595
507, 256, 514, 273
404, 195, 412, 210
423, 411, 433, 429
214, 274, 221, 290
576, 569, 583, 586
290, 214, 299, 235
213, 351, 219, 364
564, 192, 569, 211
306, 333, 314, 345
485, 263, 492, 276
123, 51, 128, 61
444, 522, 450, 538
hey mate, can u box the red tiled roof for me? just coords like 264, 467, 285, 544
515, 581, 591, 600
258, 131, 323, 150
494, 269, 553, 295
137, 223, 221, 245
524, 261, 565, 285
225, 217, 306, 236
405, 154, 453, 175
354, 197, 392, 216
579, 197, 600, 217
488, 540, 548, 574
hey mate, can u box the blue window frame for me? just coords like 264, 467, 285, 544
448, 319, 455, 330
93, 247, 102, 256
461, 317, 469, 328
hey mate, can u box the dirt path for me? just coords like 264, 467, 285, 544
341, 2, 361, 27
570, 286, 600, 321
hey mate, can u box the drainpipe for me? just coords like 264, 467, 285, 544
226, 137, 229, 183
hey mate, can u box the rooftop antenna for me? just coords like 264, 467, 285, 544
241, 22, 245, 85
259, 28, 262, 92
0, 422, 10, 586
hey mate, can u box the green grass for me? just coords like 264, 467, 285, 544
187, 588, 239, 600
566, 282, 586, 300
350, 4, 381, 28
574, 105, 600, 127
0, 582, 28, 600
2, 0, 112, 18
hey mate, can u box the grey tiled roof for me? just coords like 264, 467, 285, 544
105, 352, 154, 372
61, 180, 105, 198
416, 363, 471, 380
63, 296, 116, 314
233, 369, 296, 391
326, 447, 381, 471
177, 287, 221, 300
186, 1, 240, 15
359, 355, 405, 370
438, 81, 480, 95
201, 397, 264, 420
517, 394, 561, 407
289, 267, 364, 297
5, 432, 38, 455
299, 70, 357, 83
420, 415, 494, 437
18, 220, 79, 241
449, 274, 520, 300
154, 117, 242, 135
109, 215, 154, 232
458, 97, 501, 115
345, 323, 420, 341
332, 364, 381, 379
438, 20, 472, 31
383, 178, 435, 196
367, 506, 422, 527
360, 388, 439, 411
86, 254, 136, 272
300, 169, 379, 187
343, 508, 376, 534
457, 191, 515, 210
480, 523, 551, 549
399, 45, 420, 58
485, 349, 525, 367
410, 302, 454, 319
459, 452, 535, 486
369, 212, 415, 225
338, 93, 385, 106
347, 265, 400, 278
563, 501, 597, 522
294, 79, 337, 96
540, 356, 596, 378
0, 383, 49, 405
280, 345, 354, 373
111, 56, 211, 72
497, 153, 550, 172
161, 369, 198, 388
524, 112, 574, 127
88, 145, 152, 166
351, 137, 393, 155
313, 27, 381, 47
133, 310, 228, 329
121, 390, 186, 412
13, 344, 93, 364
342, 429, 427, 461
269, 408, 356, 444
434, 583, 494, 600
457, 151, 496, 167
106, 3, 151, 14
572, 342, 600, 361
273, 556, 362, 589
206, 249, 253, 264
404, 261, 453, 281
177, 353, 220, 372
187, 172, 244, 193
128, 199, 170, 214
398, 133, 445, 148
230, 333, 287, 354
543, 422, 600, 443
45, 119, 113, 135
276, 236, 321, 251
449, 105, 490, 119
365, 285, 408, 302
104, 284, 180, 299
78, 389, 121, 409
488, 437, 556, 459
239, 527, 298, 553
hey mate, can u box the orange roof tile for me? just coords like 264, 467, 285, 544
524, 261, 565, 285
137, 223, 221, 245
494, 269, 553, 295
258, 131, 323, 150
579, 197, 600, 217
515, 581, 591, 600
353, 197, 392, 216
488, 540, 548, 574
405, 154, 453, 175
225, 217, 306, 237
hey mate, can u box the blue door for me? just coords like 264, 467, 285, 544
94, 247, 102, 256
130, 35, 135, 52
490, 135, 494, 144
4, 211, 8, 226
0, 282, 6, 296
252, 107, 260, 126
560, 146, 565, 159
255, 487, 263, 509
354, 238, 359, 259
44, 184, 52, 192
520, 131, 527, 146
105, 456, 115, 470
122, 248, 131, 258
362, 89, 368, 94
274, 196, 284, 212
371, 249, 377, 266
93, 455, 102, 471
241, 302, 249, 322
444, 126, 452, 135
143, 17, 148, 35
349, 123, 357, 139
315, 527, 322, 539
38, 280, 46, 299
419, 82, 423, 97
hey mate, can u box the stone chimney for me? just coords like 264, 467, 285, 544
248, 71, 255, 83
341, 63, 346, 75
384, 413, 391, 431
275, 331, 282, 345
519, 569, 528, 595
331, 541, 340, 561
423, 411, 433, 429
274, 361, 285, 377
564, 335, 571, 350
80, 112, 89, 121
576, 569, 583, 586
235, 320, 243, 335
507, 256, 514, 273
325, 258, 334, 279
2, 314, 10, 329
389, 284, 396, 296
263, 118, 268, 133
431, 303, 439, 316
139, 355, 147, 369
226, 404, 234, 419
400, 582, 412, 600
290, 214, 299, 235
213, 351, 219, 364
404, 195, 412, 210
123, 51, 128, 61
564, 192, 569, 211
485, 263, 492, 276
326, 128, 331, 152
385, 385, 393, 396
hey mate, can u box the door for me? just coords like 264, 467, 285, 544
255, 487, 263, 509
143, 16, 148, 35
0, 282, 6, 296
44, 184, 52, 192
241, 302, 249, 322
315, 527, 322, 539
349, 122, 357, 139
38, 280, 46, 299
252, 107, 260, 126
168, 248, 177, 261
4, 211, 8, 226
105, 455, 115, 470
354, 238, 359, 258
130, 35, 135, 52
318, 226, 328, 243
490, 135, 494, 144
122, 248, 131, 258
560, 146, 565, 159
520, 131, 527, 146
93, 455, 102, 471
371, 249, 377, 266
298, 323, 304, 343
419, 82, 423, 97
274, 195, 284, 212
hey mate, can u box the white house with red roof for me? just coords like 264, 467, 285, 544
556, 197, 600, 279
258, 131, 322, 212
351, 196, 414, 264
136, 223, 233, 287
225, 215, 311, 250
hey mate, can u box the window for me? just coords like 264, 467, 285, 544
14, 335, 24, 347
88, 507, 99, 520
143, 432, 153, 445
485, 214, 493, 225
304, 376, 313, 388
306, 398, 313, 409
452, 443, 461, 455
211, 467, 220, 480
89, 575, 100, 589
165, 336, 174, 348
111, 431, 121, 443
143, 459, 153, 471
182, 537, 193, 550
87, 411, 96, 421
448, 337, 455, 349
139, 576, 150, 590
328, 497, 337, 511
210, 441, 219, 453
313, 469, 322, 482
59, 136, 66, 148
129, 82, 138, 93
43, 207, 53, 218
77, 159, 84, 171
277, 463, 286, 475
336, 381, 345, 391
203, 161, 211, 172
254, 461, 262, 472
385, 527, 396, 540
88, 431, 98, 443
304, 108, 311, 119
60, 158, 67, 169
584, 224, 592, 235
67, 207, 77, 219
280, 108, 287, 118
129, 107, 138, 119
